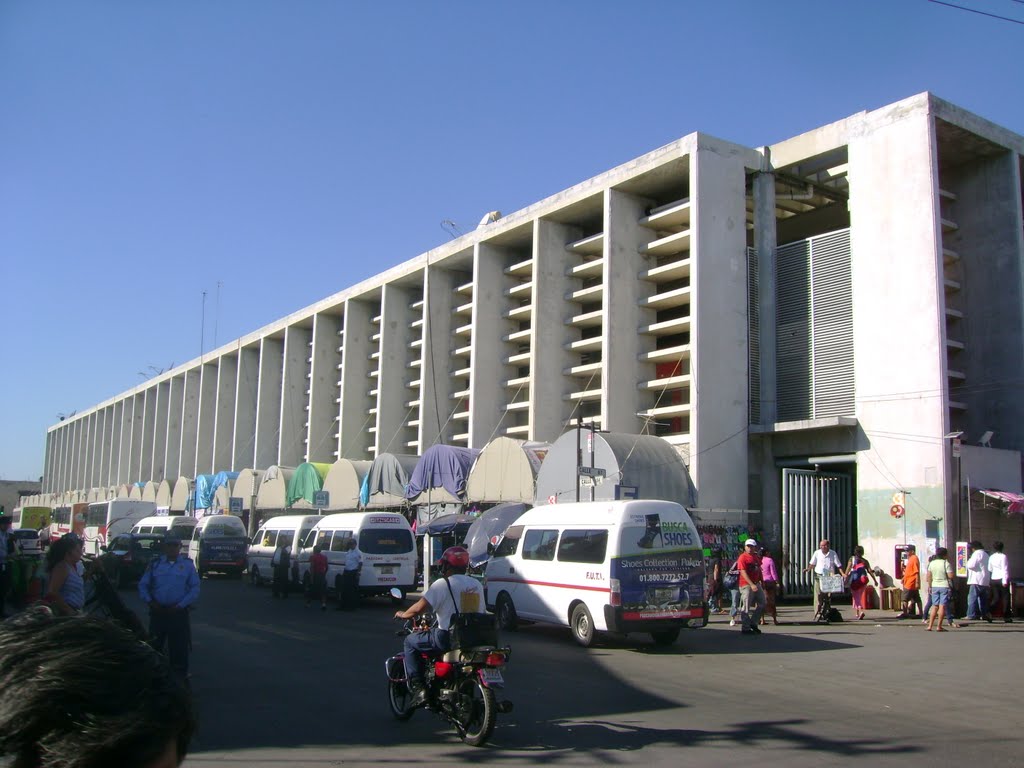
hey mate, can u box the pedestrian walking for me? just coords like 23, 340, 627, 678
844, 546, 878, 621
707, 550, 724, 614
139, 534, 200, 678
760, 548, 780, 625
737, 539, 765, 634
339, 538, 361, 611
271, 540, 291, 599
987, 541, 1012, 622
306, 544, 328, 610
44, 535, 86, 616
965, 541, 991, 622
926, 547, 955, 632
897, 544, 922, 619
0, 516, 15, 618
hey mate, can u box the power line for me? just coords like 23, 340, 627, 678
927, 0, 1024, 25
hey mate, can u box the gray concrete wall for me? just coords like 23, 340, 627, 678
165, 375, 184, 480
153, 382, 169, 481
255, 336, 283, 469
280, 325, 311, 467
421, 266, 458, 448
338, 298, 375, 459
377, 283, 416, 454
233, 345, 259, 469
690, 140, 750, 507
180, 369, 201, 478
308, 312, 343, 462
214, 354, 237, 471
470, 243, 510, 446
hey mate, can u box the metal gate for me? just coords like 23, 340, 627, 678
782, 468, 854, 597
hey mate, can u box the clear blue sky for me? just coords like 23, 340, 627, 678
2, 0, 1022, 482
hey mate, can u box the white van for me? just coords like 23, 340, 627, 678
83, 500, 157, 557
484, 500, 706, 647
247, 514, 323, 586
131, 515, 198, 541
295, 512, 416, 599
187, 514, 249, 577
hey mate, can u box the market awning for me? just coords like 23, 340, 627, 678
977, 488, 1024, 514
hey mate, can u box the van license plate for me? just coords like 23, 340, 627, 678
480, 668, 504, 686
378, 566, 395, 575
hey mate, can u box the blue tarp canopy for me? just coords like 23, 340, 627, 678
405, 445, 480, 505
194, 471, 240, 510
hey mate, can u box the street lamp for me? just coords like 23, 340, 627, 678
943, 431, 963, 543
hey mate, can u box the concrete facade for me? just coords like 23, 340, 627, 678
35, 93, 1024, 580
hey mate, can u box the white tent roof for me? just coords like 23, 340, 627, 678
466, 437, 549, 504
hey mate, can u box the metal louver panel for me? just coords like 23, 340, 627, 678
781, 468, 854, 597
775, 228, 853, 421
747, 247, 760, 424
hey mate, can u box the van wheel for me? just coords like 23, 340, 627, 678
495, 593, 518, 631
570, 603, 596, 647
651, 629, 680, 646
249, 566, 260, 586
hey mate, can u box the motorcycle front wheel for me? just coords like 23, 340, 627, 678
387, 678, 416, 721
454, 675, 497, 747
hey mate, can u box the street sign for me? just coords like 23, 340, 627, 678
890, 504, 905, 519
578, 466, 606, 478
952, 437, 961, 458
313, 490, 330, 508
229, 497, 243, 514
615, 485, 639, 500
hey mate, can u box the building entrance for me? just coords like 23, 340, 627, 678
782, 468, 855, 597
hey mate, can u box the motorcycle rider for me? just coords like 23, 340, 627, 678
394, 545, 485, 707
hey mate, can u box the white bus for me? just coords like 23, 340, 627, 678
247, 514, 323, 586
295, 512, 416, 599
83, 500, 156, 556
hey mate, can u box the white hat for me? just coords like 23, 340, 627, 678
744, 538, 759, 547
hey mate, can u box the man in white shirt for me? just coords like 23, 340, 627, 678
965, 541, 991, 622
805, 539, 843, 609
394, 545, 485, 707
987, 541, 1011, 623
338, 539, 362, 611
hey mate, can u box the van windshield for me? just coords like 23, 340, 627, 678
359, 528, 413, 555
170, 525, 195, 540
202, 518, 247, 537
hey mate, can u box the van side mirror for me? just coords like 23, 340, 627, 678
389, 587, 404, 601
487, 542, 495, 555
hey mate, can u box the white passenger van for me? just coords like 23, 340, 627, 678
247, 514, 323, 586
83, 500, 157, 557
131, 515, 198, 541
187, 514, 249, 577
295, 512, 416, 599
484, 500, 706, 647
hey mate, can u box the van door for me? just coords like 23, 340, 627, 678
327, 530, 353, 589
516, 528, 560, 621
485, 525, 523, 611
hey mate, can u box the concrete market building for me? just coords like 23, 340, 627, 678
34, 93, 1024, 594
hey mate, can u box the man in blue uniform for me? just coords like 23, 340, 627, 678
139, 534, 200, 679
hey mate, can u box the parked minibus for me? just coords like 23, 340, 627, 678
247, 514, 323, 586
131, 515, 198, 541
82, 500, 156, 556
49, 503, 87, 542
187, 514, 248, 577
484, 500, 707, 647
12, 506, 50, 533
295, 511, 416, 599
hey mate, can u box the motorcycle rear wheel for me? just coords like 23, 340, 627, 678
387, 679, 416, 721
454, 676, 496, 747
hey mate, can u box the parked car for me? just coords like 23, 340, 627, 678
99, 533, 166, 589
11, 529, 43, 557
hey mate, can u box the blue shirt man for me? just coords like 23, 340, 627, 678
139, 535, 199, 677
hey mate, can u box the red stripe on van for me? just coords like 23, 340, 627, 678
486, 577, 610, 594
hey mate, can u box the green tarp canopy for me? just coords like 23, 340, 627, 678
286, 462, 332, 507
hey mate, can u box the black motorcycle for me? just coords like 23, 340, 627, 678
385, 590, 512, 747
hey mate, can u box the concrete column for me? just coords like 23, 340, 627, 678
603, 189, 654, 434
753, 166, 778, 426
470, 243, 509, 447
214, 354, 237, 471
421, 266, 457, 449
690, 140, 750, 508
531, 219, 578, 442
309, 313, 344, 462
111, 401, 125, 485
280, 326, 312, 467
377, 284, 415, 454
165, 375, 184, 480
86, 412, 99, 490
339, 299, 375, 460
94, 410, 106, 488
62, 423, 72, 493
152, 382, 170, 482
179, 369, 201, 477
118, 399, 132, 486
68, 420, 80, 492
42, 431, 53, 493
129, 393, 145, 483
233, 344, 259, 469
140, 387, 157, 481
195, 363, 218, 475
99, 406, 113, 487
255, 336, 283, 470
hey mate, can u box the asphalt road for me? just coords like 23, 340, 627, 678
130, 577, 1023, 767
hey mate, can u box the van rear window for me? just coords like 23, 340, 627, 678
359, 528, 413, 555
557, 529, 608, 564
203, 518, 247, 537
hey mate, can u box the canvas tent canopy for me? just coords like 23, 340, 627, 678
256, 466, 296, 515
321, 459, 372, 511
533, 431, 697, 507
117, 485, 131, 499
406, 445, 480, 506
232, 469, 263, 512
141, 481, 160, 503
465, 437, 548, 504
286, 462, 332, 508
360, 453, 419, 509
129, 484, 143, 501
170, 478, 192, 512
154, 480, 173, 508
